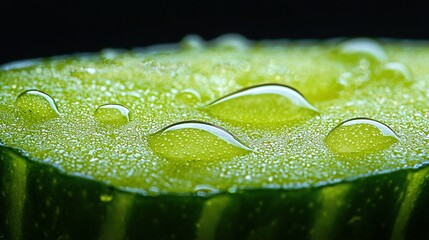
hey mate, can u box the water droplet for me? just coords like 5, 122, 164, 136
377, 62, 412, 82
325, 118, 399, 155
15, 89, 60, 120
204, 84, 318, 126
149, 121, 252, 162
193, 184, 220, 197
175, 88, 201, 105
213, 34, 250, 51
338, 38, 388, 63
181, 34, 205, 50
100, 194, 113, 202
94, 104, 130, 126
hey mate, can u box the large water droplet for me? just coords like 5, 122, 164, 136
94, 104, 130, 126
204, 84, 318, 126
15, 89, 60, 120
338, 38, 388, 63
377, 62, 412, 83
149, 121, 252, 162
325, 118, 399, 155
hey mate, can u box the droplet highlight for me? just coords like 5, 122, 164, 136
338, 38, 388, 63
15, 89, 60, 120
149, 121, 252, 162
94, 104, 130, 126
325, 118, 399, 155
204, 84, 319, 126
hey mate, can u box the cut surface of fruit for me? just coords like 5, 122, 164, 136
0, 36, 428, 194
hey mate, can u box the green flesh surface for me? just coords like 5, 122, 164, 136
0, 36, 428, 194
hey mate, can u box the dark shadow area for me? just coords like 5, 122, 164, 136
1, 0, 428, 64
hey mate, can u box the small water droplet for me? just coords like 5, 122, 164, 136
213, 34, 250, 51
175, 88, 201, 105
325, 118, 399, 155
94, 104, 130, 126
193, 184, 220, 197
100, 194, 113, 202
338, 38, 388, 63
204, 84, 318, 126
15, 89, 60, 120
181, 34, 205, 50
228, 186, 238, 193
377, 62, 412, 82
149, 121, 252, 162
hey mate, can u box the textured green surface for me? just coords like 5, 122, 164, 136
0, 36, 428, 195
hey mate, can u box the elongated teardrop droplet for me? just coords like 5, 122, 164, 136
338, 38, 388, 63
204, 84, 318, 126
325, 118, 399, 155
94, 104, 130, 126
149, 121, 252, 162
15, 89, 60, 120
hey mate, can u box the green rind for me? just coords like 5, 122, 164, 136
1, 146, 428, 239
0, 146, 27, 240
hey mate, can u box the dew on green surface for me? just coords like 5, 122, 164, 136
338, 38, 388, 63
0, 36, 428, 193
93, 104, 130, 126
14, 89, 60, 120
204, 84, 318, 126
325, 118, 399, 155
148, 121, 252, 162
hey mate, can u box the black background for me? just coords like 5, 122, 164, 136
1, 0, 428, 65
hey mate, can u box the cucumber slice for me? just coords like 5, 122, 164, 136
0, 35, 428, 239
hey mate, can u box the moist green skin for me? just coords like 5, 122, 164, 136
0, 36, 429, 239
0, 37, 428, 194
